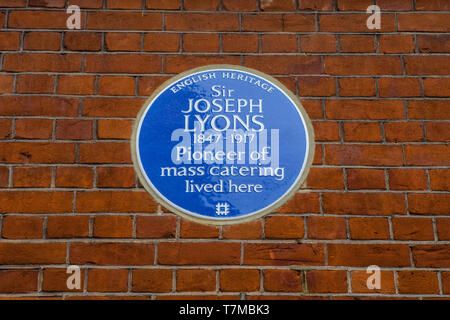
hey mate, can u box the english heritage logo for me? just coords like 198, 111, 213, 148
131, 65, 315, 225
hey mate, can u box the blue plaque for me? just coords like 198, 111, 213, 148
132, 65, 315, 225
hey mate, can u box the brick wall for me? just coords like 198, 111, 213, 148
0, 0, 449, 299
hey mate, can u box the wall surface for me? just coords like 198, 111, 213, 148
0, 0, 449, 300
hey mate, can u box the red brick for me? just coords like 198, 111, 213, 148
378, 35, 415, 53
384, 122, 424, 143
328, 244, 411, 267
87, 12, 161, 30
314, 145, 323, 165
307, 270, 347, 293
17, 74, 54, 94
426, 122, 450, 142
220, 269, 260, 292
340, 35, 375, 53
166, 13, 238, 31
349, 217, 390, 240
88, 269, 128, 292
0, 142, 75, 163
418, 35, 450, 53
351, 270, 395, 294
2, 216, 43, 239
264, 270, 302, 292
24, 32, 61, 51
184, 0, 219, 10
105, 33, 141, 51
4, 53, 82, 72
416, 0, 450, 10
0, 1, 26, 8
64, 32, 101, 51
262, 34, 298, 53
136, 216, 177, 239
398, 271, 439, 294
423, 78, 450, 97
56, 119, 93, 140
0, 167, 9, 187
306, 167, 344, 190
159, 242, 240, 265
13, 166, 52, 188
0, 191, 73, 213
222, 34, 258, 53
55, 167, 93, 189
222, 0, 257, 11
43, 268, 84, 292
339, 78, 376, 97
0, 243, 66, 264
97, 167, 135, 188
379, 78, 421, 97
9, 10, 81, 29
177, 269, 216, 292
70, 242, 155, 265
430, 169, 450, 191
261, 0, 295, 11
107, 0, 142, 9
76, 191, 157, 213
132, 269, 172, 292
242, 14, 283, 31
283, 14, 316, 31
57, 75, 95, 95
183, 34, 219, 52
405, 56, 450, 75
0, 32, 20, 50
265, 216, 304, 239
405, 145, 450, 166
444, 272, 450, 295
146, 0, 180, 9
244, 243, 324, 266
139, 76, 170, 95
98, 76, 135, 96
437, 219, 450, 241
347, 169, 385, 190
337, 0, 372, 10
222, 220, 262, 239
14, 118, 53, 139
85, 54, 161, 74
166, 55, 240, 74
78, 142, 131, 164
307, 216, 347, 240
94, 215, 133, 238
408, 101, 450, 120
343, 122, 381, 142
393, 218, 434, 241
302, 100, 323, 119
408, 194, 450, 216
277, 193, 320, 213
299, 0, 333, 10
324, 56, 402, 75
82, 98, 145, 118
398, 14, 450, 32
325, 145, 403, 166
0, 270, 38, 293
29, 0, 65, 7
320, 14, 395, 32
47, 216, 90, 238
301, 34, 336, 53
298, 77, 336, 97
388, 169, 428, 191
0, 75, 14, 94
180, 220, 219, 238
326, 100, 404, 119
322, 193, 405, 215
144, 33, 179, 52
413, 245, 450, 268
377, 0, 412, 10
